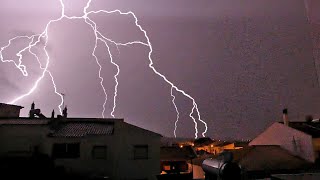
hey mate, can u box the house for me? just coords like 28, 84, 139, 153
223, 141, 248, 151
250, 109, 320, 163
0, 103, 23, 118
0, 103, 162, 180
200, 109, 318, 179
199, 145, 310, 179
231, 145, 311, 179
194, 137, 247, 155
160, 137, 194, 148
158, 146, 196, 180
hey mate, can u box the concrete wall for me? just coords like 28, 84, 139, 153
0, 124, 48, 155
250, 122, 315, 162
46, 135, 116, 177
0, 119, 161, 180
114, 122, 161, 180
47, 120, 161, 180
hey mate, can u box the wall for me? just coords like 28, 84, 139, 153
0, 124, 48, 155
46, 135, 116, 177
250, 122, 315, 162
114, 122, 161, 180
47, 120, 161, 180
0, 105, 21, 118
0, 119, 161, 180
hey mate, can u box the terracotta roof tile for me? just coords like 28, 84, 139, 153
50, 122, 114, 137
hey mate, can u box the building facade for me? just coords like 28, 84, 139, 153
0, 103, 161, 180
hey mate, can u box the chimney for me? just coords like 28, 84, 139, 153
51, 110, 55, 119
29, 102, 35, 118
31, 102, 35, 110
63, 106, 68, 118
283, 108, 289, 126
306, 115, 313, 123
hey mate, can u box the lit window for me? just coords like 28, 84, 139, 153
163, 165, 170, 171
92, 146, 107, 159
52, 143, 80, 159
134, 145, 148, 160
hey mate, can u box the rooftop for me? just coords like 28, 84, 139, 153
279, 121, 320, 138
0, 102, 162, 138
49, 121, 114, 137
232, 145, 311, 172
0, 119, 49, 125
0, 103, 24, 109
0, 117, 162, 138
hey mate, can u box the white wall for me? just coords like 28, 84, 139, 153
250, 122, 315, 162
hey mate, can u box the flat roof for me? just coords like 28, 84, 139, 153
0, 103, 24, 109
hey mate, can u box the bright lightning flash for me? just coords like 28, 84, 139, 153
0, 0, 207, 138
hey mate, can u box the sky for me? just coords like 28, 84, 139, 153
1, 0, 320, 139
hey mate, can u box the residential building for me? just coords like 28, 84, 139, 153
232, 145, 311, 179
0, 103, 162, 180
194, 137, 247, 155
0, 103, 23, 118
159, 146, 196, 176
250, 109, 320, 163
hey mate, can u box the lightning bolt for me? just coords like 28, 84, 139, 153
171, 87, 180, 138
0, 0, 208, 138
0, 3, 65, 114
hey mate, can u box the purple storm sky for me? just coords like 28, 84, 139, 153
1, 0, 320, 139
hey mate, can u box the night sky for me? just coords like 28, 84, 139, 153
1, 0, 320, 139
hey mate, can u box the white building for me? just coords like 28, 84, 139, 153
250, 109, 320, 163
0, 103, 162, 180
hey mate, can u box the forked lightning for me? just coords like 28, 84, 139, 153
0, 0, 207, 138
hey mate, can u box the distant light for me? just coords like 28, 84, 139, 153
211, 145, 213, 147
180, 145, 183, 148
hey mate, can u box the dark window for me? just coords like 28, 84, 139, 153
134, 145, 148, 160
52, 143, 80, 159
92, 146, 107, 159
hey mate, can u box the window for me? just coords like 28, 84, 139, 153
92, 146, 107, 159
134, 145, 148, 160
52, 143, 80, 159
163, 165, 170, 171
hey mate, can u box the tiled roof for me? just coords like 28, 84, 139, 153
50, 122, 114, 137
